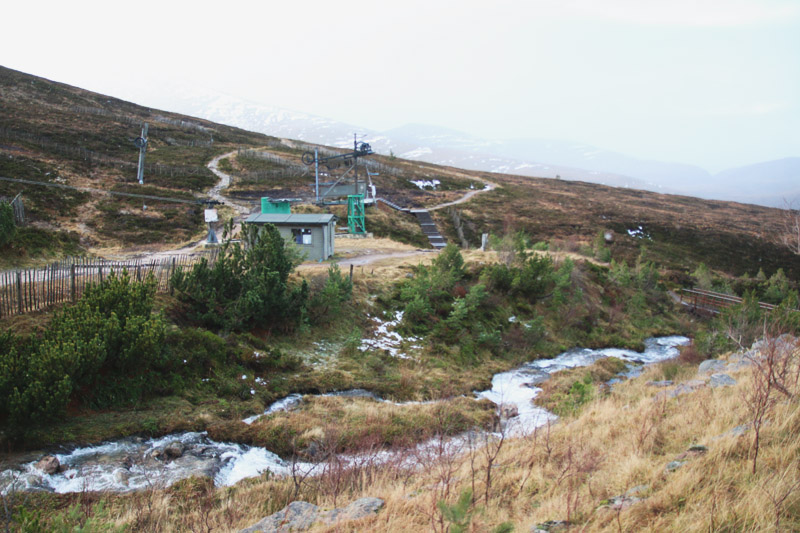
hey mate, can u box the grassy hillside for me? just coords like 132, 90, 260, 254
1, 65, 799, 532
4, 64, 797, 284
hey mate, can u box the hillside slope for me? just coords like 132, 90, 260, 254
1, 65, 798, 282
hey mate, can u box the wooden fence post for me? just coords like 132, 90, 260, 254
71, 264, 76, 303
16, 271, 23, 314
170, 257, 176, 295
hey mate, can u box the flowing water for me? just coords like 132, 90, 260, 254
0, 336, 689, 494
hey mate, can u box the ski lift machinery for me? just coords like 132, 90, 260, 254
302, 134, 374, 235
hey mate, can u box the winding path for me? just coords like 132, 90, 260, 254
140, 152, 498, 266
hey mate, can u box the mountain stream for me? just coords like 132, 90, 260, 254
0, 336, 689, 494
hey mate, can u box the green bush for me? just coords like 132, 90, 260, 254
399, 244, 467, 333
483, 249, 554, 299
692, 263, 713, 290
554, 374, 595, 416
307, 264, 353, 324
762, 268, 791, 304
0, 272, 168, 427
171, 222, 308, 332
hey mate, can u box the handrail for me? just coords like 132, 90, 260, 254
679, 288, 782, 313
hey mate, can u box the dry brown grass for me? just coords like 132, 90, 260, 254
85, 341, 800, 532
237, 395, 497, 458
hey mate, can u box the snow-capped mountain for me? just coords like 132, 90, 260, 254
128, 87, 798, 207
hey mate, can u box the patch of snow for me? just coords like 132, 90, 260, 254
627, 226, 651, 240
359, 311, 419, 359
400, 147, 433, 159
409, 179, 441, 190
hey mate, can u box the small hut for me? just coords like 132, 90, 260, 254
246, 212, 336, 262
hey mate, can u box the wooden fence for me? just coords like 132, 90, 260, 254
0, 193, 25, 225
70, 107, 211, 133
679, 288, 781, 314
0, 127, 212, 179
0, 252, 218, 319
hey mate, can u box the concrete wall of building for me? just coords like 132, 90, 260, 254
273, 223, 334, 262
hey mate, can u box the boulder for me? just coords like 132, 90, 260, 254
240, 501, 319, 533
498, 403, 519, 419
655, 379, 706, 401
164, 441, 185, 459
646, 380, 673, 387
625, 485, 649, 497
603, 485, 649, 511
113, 468, 130, 486
239, 497, 384, 533
730, 424, 750, 437
150, 448, 165, 461
666, 460, 686, 472
709, 374, 737, 388
608, 495, 641, 510
677, 444, 709, 460
532, 520, 569, 532
698, 359, 726, 375
319, 497, 384, 524
35, 455, 60, 475
302, 441, 325, 462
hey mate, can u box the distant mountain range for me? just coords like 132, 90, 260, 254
133, 87, 799, 208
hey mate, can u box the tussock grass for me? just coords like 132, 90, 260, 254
45, 342, 800, 532
230, 395, 497, 458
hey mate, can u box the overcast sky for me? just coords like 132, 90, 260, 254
2, 0, 799, 172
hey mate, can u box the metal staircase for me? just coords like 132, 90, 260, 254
376, 198, 447, 249
411, 209, 447, 249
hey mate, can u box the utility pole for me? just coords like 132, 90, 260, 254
353, 133, 359, 196
314, 147, 319, 204
135, 123, 149, 185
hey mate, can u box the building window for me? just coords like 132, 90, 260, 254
292, 228, 312, 245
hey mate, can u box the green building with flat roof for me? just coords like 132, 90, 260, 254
245, 212, 336, 262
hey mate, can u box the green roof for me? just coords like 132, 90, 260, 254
246, 213, 336, 225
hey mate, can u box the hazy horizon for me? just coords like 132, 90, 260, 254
3, 0, 799, 173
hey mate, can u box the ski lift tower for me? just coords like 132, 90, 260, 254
302, 134, 374, 234
133, 123, 149, 210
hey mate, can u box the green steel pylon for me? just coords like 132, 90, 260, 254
347, 194, 366, 234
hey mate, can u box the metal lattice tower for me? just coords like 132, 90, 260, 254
347, 194, 366, 234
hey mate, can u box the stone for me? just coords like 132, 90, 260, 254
677, 444, 709, 460
709, 374, 737, 388
625, 484, 649, 497
655, 379, 706, 401
302, 441, 325, 461
730, 424, 750, 437
532, 520, 569, 532
319, 497, 384, 524
113, 468, 130, 486
240, 497, 384, 533
164, 441, 185, 459
240, 501, 319, 533
603, 485, 649, 511
646, 380, 673, 387
609, 495, 641, 510
498, 403, 519, 419
698, 359, 726, 375
150, 448, 165, 461
35, 455, 60, 475
666, 460, 686, 472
